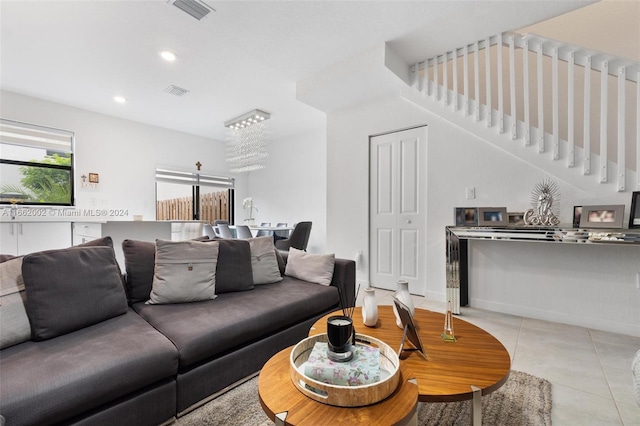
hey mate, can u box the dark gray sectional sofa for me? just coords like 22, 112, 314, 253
0, 236, 355, 426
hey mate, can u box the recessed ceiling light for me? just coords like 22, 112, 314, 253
113, 96, 126, 104
160, 51, 177, 62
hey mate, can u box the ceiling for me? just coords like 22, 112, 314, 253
0, 0, 607, 141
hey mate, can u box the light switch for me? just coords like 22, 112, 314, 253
466, 187, 476, 199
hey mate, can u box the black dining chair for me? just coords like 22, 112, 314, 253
275, 221, 312, 251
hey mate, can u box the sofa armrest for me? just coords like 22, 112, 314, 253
331, 258, 356, 308
279, 252, 356, 308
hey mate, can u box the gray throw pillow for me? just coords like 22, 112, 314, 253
0, 257, 31, 349
285, 247, 335, 286
148, 240, 219, 304
22, 246, 128, 341
248, 236, 283, 285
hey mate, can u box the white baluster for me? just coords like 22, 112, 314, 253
568, 52, 575, 167
463, 46, 469, 115
453, 48, 458, 111
444, 52, 449, 106
509, 35, 516, 139
600, 60, 608, 183
474, 41, 480, 122
537, 42, 545, 153
617, 66, 626, 192
584, 55, 592, 175
523, 38, 530, 145
497, 33, 504, 133
552, 47, 559, 160
485, 36, 492, 127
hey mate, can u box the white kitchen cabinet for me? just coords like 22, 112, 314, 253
0, 222, 72, 255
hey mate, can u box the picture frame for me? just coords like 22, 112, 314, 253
454, 207, 478, 226
579, 204, 625, 228
629, 192, 640, 228
88, 173, 99, 183
392, 296, 427, 361
507, 212, 524, 226
573, 206, 582, 228
477, 207, 508, 226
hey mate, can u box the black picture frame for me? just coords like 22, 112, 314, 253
630, 192, 640, 228
392, 296, 427, 361
454, 207, 478, 226
573, 206, 582, 228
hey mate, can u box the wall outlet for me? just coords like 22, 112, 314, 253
466, 187, 476, 199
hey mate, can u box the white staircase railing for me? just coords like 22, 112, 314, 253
409, 32, 639, 192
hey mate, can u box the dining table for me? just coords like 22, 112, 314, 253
228, 224, 294, 238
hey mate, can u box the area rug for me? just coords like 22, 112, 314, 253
175, 370, 551, 426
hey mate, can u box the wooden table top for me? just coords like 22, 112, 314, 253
258, 346, 418, 425
310, 306, 511, 403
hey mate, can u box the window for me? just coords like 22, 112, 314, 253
155, 167, 234, 223
0, 118, 74, 206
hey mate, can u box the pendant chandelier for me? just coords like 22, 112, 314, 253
224, 109, 270, 173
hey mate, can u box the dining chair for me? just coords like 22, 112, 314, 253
275, 221, 312, 251
203, 224, 216, 239
273, 222, 288, 241
235, 225, 253, 239
215, 223, 234, 239
256, 222, 272, 237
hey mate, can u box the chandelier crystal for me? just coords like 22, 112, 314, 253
224, 109, 270, 173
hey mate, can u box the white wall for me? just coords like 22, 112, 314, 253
1, 90, 244, 221
244, 126, 328, 253
0, 91, 326, 251
327, 94, 640, 336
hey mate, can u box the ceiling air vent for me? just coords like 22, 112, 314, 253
169, 0, 214, 21
164, 85, 190, 97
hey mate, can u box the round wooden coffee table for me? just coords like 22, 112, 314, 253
258, 346, 418, 425
310, 306, 511, 425
311, 306, 511, 402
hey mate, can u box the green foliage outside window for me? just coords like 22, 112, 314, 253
0, 154, 72, 204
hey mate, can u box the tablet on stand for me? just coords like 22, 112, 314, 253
393, 296, 428, 361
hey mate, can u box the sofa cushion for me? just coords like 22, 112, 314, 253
22, 246, 128, 341
249, 236, 283, 285
78, 235, 114, 248
214, 238, 254, 293
149, 239, 219, 304
0, 309, 178, 426
123, 238, 254, 303
0, 257, 30, 349
275, 248, 285, 275
285, 247, 335, 286
0, 254, 17, 263
122, 239, 156, 303
133, 276, 340, 370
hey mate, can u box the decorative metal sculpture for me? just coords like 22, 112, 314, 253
524, 178, 561, 226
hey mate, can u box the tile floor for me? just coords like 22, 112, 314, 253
355, 288, 640, 425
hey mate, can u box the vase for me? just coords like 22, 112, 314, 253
244, 218, 254, 226
361, 287, 378, 327
392, 280, 415, 328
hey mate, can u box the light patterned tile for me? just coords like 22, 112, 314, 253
552, 384, 622, 425
617, 401, 640, 426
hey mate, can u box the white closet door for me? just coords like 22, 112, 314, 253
369, 126, 427, 294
